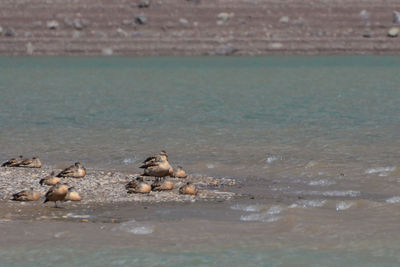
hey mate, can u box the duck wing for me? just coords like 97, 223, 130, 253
56, 165, 75, 177
12, 191, 29, 201
16, 159, 33, 167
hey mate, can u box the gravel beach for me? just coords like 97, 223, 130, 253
0, 166, 238, 205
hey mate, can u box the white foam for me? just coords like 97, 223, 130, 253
386, 196, 400, 204
365, 167, 396, 175
308, 179, 336, 186
336, 201, 354, 211
289, 199, 327, 209
266, 206, 283, 215
112, 219, 154, 235
294, 190, 361, 197
266, 156, 278, 164
123, 157, 137, 164
206, 164, 215, 169
322, 190, 360, 197
65, 213, 91, 219
230, 204, 263, 212
240, 212, 283, 223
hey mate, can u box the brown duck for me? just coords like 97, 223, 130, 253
140, 150, 168, 168
44, 183, 69, 207
151, 177, 174, 191
39, 171, 61, 186
1, 155, 24, 167
179, 182, 198, 195
16, 157, 42, 168
126, 177, 151, 194
174, 166, 187, 178
12, 188, 40, 201
56, 162, 86, 178
65, 187, 82, 201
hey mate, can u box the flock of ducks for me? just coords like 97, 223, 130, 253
2, 151, 197, 208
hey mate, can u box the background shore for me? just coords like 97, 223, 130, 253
1, 0, 400, 56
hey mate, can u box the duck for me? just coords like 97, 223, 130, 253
1, 155, 24, 167
126, 177, 151, 194
151, 177, 174, 191
174, 166, 187, 178
143, 161, 173, 177
12, 188, 40, 201
56, 162, 86, 178
65, 187, 82, 201
39, 171, 61, 186
16, 157, 42, 168
140, 150, 168, 169
43, 183, 69, 207
179, 182, 198, 195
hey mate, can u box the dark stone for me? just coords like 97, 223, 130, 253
5, 28, 15, 37
138, 0, 150, 8
134, 15, 147, 25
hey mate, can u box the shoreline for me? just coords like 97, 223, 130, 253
1, 0, 400, 56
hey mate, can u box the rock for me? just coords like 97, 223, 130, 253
388, 27, 399, 37
122, 19, 133, 26
393, 11, 400, 24
46, 20, 59, 30
26, 42, 34, 55
116, 28, 128, 37
269, 42, 283, 49
279, 16, 289, 23
217, 12, 234, 22
215, 45, 238, 56
4, 28, 15, 37
73, 18, 88, 30
179, 18, 189, 26
102, 48, 113, 56
362, 31, 372, 38
134, 15, 147, 25
138, 0, 151, 8
359, 10, 370, 20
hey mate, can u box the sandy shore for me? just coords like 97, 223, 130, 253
0, 166, 238, 208
1, 0, 400, 55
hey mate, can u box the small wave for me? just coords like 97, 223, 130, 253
289, 199, 327, 208
240, 213, 283, 223
230, 204, 263, 212
266, 156, 278, 164
266, 206, 283, 215
112, 219, 154, 235
386, 196, 400, 204
65, 213, 90, 219
206, 164, 214, 169
294, 190, 360, 197
308, 179, 336, 186
365, 167, 396, 176
123, 157, 138, 165
336, 201, 354, 211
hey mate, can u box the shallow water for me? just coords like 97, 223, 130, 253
1, 56, 400, 265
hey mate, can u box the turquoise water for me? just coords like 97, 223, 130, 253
2, 56, 400, 266
2, 247, 400, 267
1, 56, 400, 177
